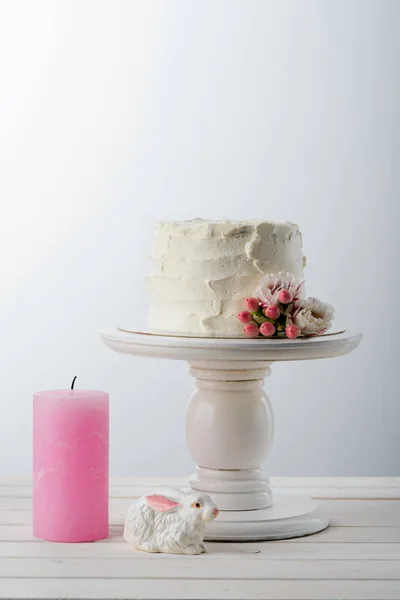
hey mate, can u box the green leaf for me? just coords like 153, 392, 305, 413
253, 315, 268, 325
254, 305, 264, 318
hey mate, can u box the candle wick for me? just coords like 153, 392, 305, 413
71, 376, 77, 390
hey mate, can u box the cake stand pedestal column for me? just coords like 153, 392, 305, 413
187, 361, 274, 511
101, 329, 362, 541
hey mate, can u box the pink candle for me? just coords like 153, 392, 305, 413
33, 386, 109, 542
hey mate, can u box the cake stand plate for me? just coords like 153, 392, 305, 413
101, 329, 362, 541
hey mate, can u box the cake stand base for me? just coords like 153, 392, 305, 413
204, 490, 329, 541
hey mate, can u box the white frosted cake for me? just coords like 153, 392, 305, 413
147, 219, 305, 336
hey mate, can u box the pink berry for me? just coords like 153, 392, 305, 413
243, 323, 260, 337
237, 310, 252, 324
244, 297, 260, 312
260, 322, 276, 337
277, 289, 293, 304
264, 304, 280, 320
285, 324, 301, 339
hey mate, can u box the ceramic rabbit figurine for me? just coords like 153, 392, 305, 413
123, 487, 219, 554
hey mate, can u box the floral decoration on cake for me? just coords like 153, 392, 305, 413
237, 272, 334, 339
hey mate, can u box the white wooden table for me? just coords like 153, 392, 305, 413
1, 477, 399, 600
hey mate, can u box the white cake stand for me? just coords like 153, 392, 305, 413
101, 328, 362, 541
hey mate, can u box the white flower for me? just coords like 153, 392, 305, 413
256, 271, 305, 306
292, 297, 335, 336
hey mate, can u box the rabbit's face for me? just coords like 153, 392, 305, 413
181, 492, 219, 522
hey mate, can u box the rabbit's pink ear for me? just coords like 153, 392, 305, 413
145, 495, 180, 512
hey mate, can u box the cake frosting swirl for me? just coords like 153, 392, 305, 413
147, 219, 305, 336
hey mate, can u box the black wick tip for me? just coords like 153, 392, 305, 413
71, 376, 77, 390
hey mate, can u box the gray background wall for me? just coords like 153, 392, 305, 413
0, 0, 398, 476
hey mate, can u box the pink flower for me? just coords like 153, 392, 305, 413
285, 324, 301, 339
260, 322, 276, 337
237, 311, 252, 323
244, 297, 260, 312
264, 304, 280, 320
256, 271, 305, 306
243, 322, 260, 337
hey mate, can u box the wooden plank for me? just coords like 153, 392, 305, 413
0, 478, 30, 487
2, 524, 400, 543
3, 499, 397, 528
0, 557, 399, 580
1, 478, 400, 501
0, 500, 400, 527
0, 512, 32, 525
0, 489, 397, 522
0, 488, 32, 499
0, 486, 172, 499
104, 487, 400, 500
1, 476, 399, 488
269, 477, 400, 490
2, 486, 400, 500
288, 526, 400, 543
1, 541, 399, 560
0, 476, 189, 487
0, 498, 31, 510
306, 488, 400, 499
318, 500, 400, 527
2, 501, 400, 527
0, 526, 123, 542
2, 578, 400, 600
